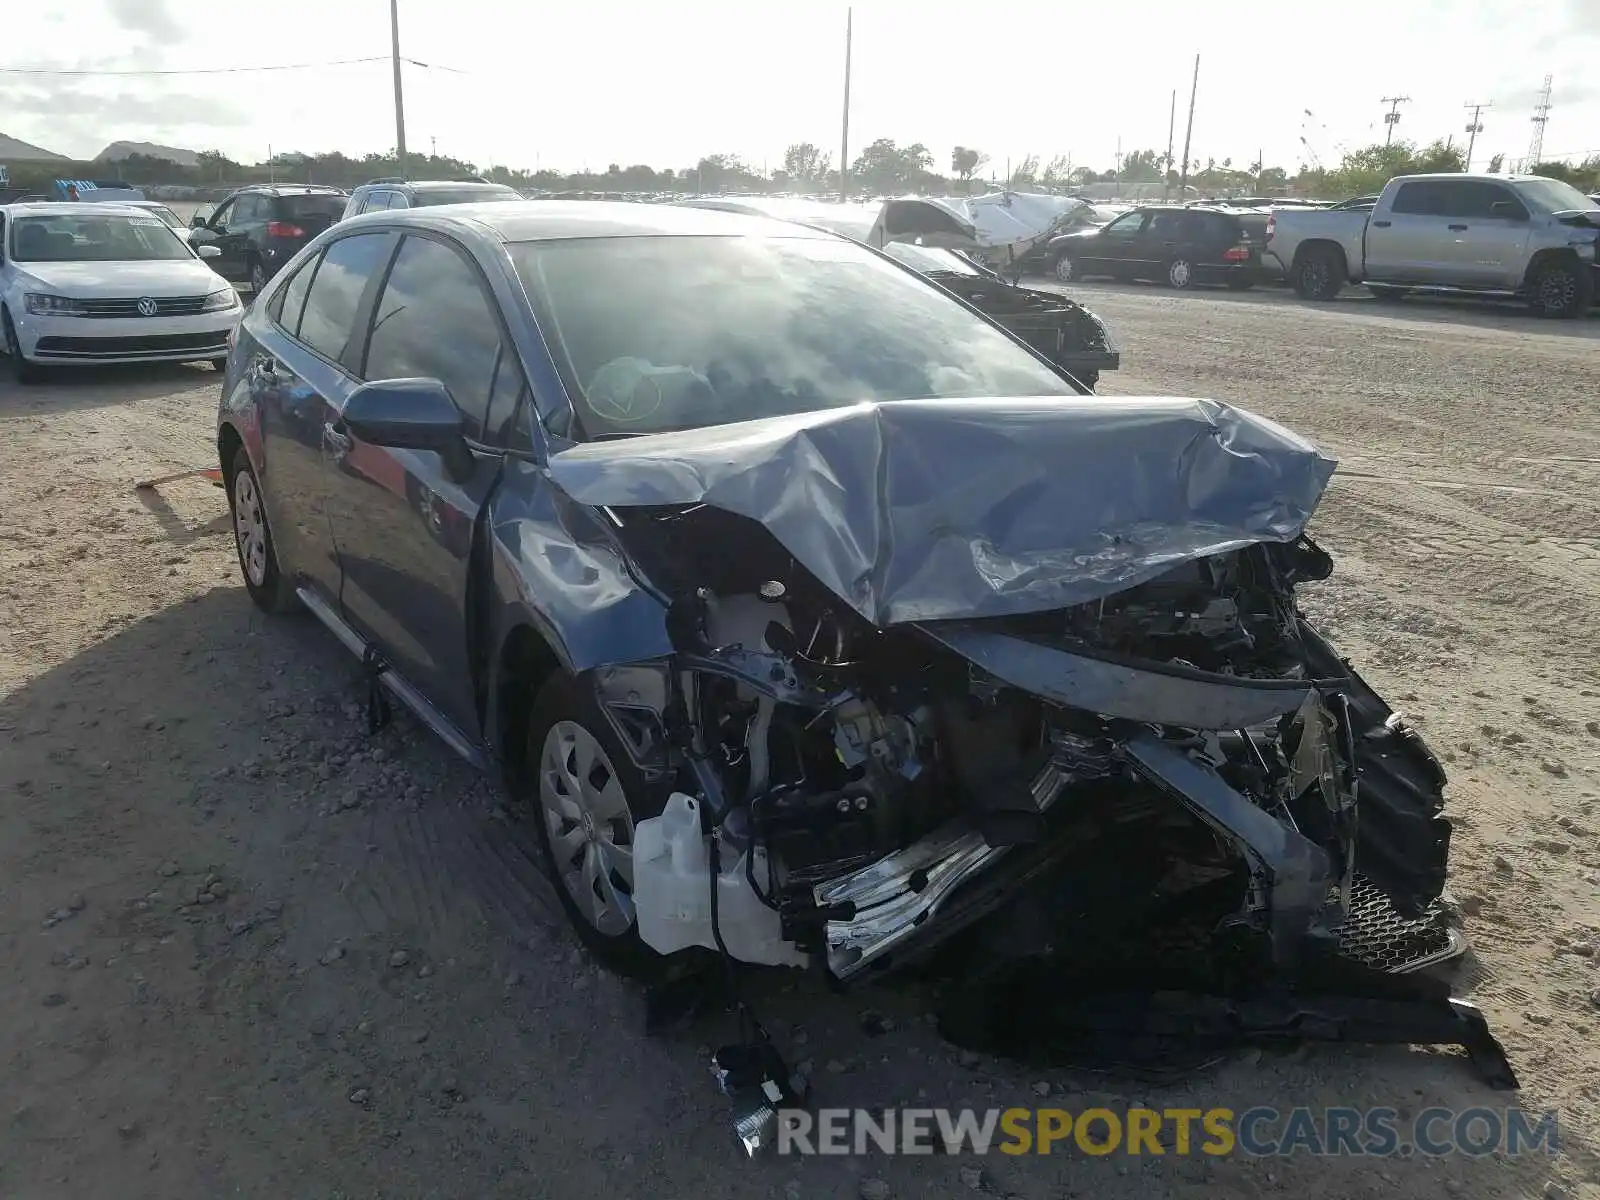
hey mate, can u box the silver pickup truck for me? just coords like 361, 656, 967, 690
1265, 173, 1600, 317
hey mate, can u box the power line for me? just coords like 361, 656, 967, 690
0, 55, 463, 77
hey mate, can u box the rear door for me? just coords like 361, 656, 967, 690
324, 230, 524, 737
249, 230, 399, 605
1365, 181, 1452, 282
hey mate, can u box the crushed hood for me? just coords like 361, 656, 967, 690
868, 192, 1086, 259
544, 397, 1337, 626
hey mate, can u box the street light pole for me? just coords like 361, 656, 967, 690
390, 0, 408, 175
839, 6, 852, 202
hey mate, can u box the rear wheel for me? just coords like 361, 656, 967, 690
526, 671, 674, 976
1293, 246, 1344, 301
2, 308, 44, 385
227, 453, 299, 613
1528, 259, 1591, 319
1166, 258, 1195, 289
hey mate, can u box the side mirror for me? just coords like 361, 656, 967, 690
343, 379, 465, 453
191, 213, 209, 229
197, 243, 221, 260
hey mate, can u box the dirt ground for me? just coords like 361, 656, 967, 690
2, 284, 1598, 1200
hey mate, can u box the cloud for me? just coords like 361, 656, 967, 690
0, 81, 249, 160
105, 0, 184, 41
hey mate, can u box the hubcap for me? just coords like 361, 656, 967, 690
539, 720, 636, 936
233, 469, 269, 587
1055, 257, 1075, 283
1303, 262, 1326, 293
1170, 260, 1192, 287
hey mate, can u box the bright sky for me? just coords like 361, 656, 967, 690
3, 0, 1598, 175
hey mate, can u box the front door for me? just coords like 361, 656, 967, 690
324, 230, 527, 738
1083, 210, 1150, 277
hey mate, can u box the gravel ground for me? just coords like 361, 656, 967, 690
2, 282, 1598, 1199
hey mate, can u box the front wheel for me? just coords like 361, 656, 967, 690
248, 259, 270, 294
227, 453, 299, 613
2, 308, 44, 385
1528, 260, 1592, 319
1166, 258, 1195, 289
1053, 255, 1078, 284
526, 671, 673, 976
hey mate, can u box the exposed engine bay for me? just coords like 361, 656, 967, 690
597, 503, 1458, 988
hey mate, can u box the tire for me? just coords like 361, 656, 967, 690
1053, 255, 1077, 284
525, 671, 674, 976
1166, 258, 1195, 289
1293, 247, 1344, 301
1527, 259, 1591, 319
227, 452, 300, 614
2, 308, 44, 385
209, 357, 229, 372
248, 258, 269, 294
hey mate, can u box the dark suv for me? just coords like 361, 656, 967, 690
189, 185, 348, 291
339, 177, 523, 222
1043, 205, 1275, 289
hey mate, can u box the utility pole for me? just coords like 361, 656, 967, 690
268, 144, 275, 183
389, 0, 408, 176
1463, 101, 1491, 171
1163, 89, 1175, 199
1177, 54, 1199, 198
839, 6, 852, 202
1380, 96, 1410, 147
431, 135, 437, 160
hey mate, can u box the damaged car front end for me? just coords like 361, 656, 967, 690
537, 396, 1462, 1002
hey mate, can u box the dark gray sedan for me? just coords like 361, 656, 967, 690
217, 201, 1461, 1003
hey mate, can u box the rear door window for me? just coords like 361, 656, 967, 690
296, 232, 397, 364
269, 251, 321, 335
1390, 182, 1451, 216
279, 195, 347, 220
361, 233, 505, 440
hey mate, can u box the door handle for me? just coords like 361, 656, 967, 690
1448, 224, 1468, 232
1371, 219, 1392, 228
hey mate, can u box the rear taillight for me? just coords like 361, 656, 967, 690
1265, 213, 1276, 240
1223, 245, 1251, 262
266, 220, 305, 238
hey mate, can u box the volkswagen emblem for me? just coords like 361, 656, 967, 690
136, 297, 158, 317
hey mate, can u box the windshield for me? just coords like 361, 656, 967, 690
137, 204, 184, 230
1513, 177, 1599, 212
414, 186, 522, 206
511, 234, 1074, 438
801, 214, 984, 277
10, 212, 196, 262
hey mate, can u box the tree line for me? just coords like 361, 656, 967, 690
5, 138, 1596, 200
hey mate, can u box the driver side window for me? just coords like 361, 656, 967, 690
1103, 213, 1147, 237
209, 201, 234, 231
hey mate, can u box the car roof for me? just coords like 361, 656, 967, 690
237, 184, 345, 196
343, 199, 839, 243
2, 201, 157, 218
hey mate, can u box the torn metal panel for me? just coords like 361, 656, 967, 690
544, 396, 1338, 627
919, 623, 1316, 730
1125, 731, 1341, 963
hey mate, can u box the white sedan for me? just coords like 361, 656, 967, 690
0, 202, 242, 384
